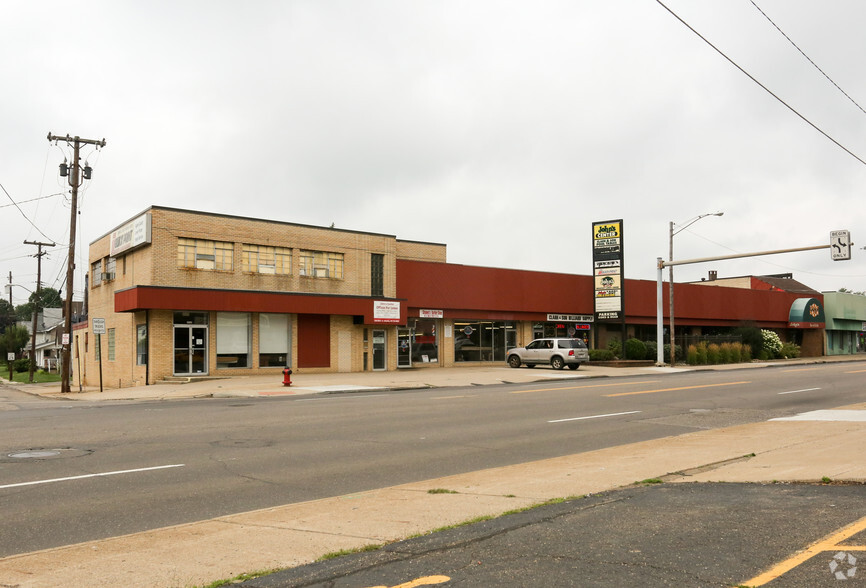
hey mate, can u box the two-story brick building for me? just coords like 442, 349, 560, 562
77, 206, 828, 388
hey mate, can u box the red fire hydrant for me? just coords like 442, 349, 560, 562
282, 367, 293, 387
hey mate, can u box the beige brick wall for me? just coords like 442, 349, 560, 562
148, 208, 399, 298
396, 240, 447, 262
79, 208, 414, 387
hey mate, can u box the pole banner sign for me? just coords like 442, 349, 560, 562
592, 220, 624, 321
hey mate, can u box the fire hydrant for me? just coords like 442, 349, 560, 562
282, 367, 293, 387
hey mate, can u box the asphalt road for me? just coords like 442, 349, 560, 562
247, 482, 866, 588
1, 364, 864, 557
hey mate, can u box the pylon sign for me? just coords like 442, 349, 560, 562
830, 230, 851, 261
592, 220, 624, 321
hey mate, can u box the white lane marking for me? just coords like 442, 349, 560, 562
778, 388, 821, 395
771, 410, 866, 422
548, 410, 641, 423
0, 464, 185, 490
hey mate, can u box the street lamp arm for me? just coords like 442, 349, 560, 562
671, 212, 724, 237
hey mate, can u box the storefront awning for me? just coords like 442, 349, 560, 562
788, 297, 825, 329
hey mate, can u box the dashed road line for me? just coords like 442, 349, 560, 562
548, 410, 641, 423
511, 381, 659, 394
603, 381, 750, 398
778, 387, 821, 395
0, 464, 185, 490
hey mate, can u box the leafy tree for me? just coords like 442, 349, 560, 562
0, 299, 16, 334
0, 324, 30, 359
15, 287, 62, 321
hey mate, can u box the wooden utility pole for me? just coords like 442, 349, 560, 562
47, 133, 107, 393
24, 241, 54, 383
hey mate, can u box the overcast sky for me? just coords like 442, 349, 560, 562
3, 0, 865, 307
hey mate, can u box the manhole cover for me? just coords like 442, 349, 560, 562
8, 450, 61, 459
4, 448, 92, 461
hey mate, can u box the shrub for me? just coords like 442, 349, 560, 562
742, 344, 752, 362
644, 341, 657, 361
13, 358, 31, 373
624, 338, 647, 360
687, 344, 698, 365
761, 330, 782, 358
779, 342, 800, 359
663, 344, 683, 363
733, 325, 763, 354
707, 343, 721, 364
589, 348, 615, 361
607, 338, 622, 359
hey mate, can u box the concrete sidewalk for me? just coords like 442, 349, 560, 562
1, 357, 864, 588
7, 354, 865, 402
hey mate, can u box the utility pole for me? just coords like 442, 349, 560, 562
24, 241, 55, 383
47, 133, 107, 393
6, 272, 11, 305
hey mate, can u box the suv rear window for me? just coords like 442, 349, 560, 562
557, 339, 587, 349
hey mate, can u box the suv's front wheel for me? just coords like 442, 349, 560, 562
550, 356, 565, 370
508, 355, 521, 368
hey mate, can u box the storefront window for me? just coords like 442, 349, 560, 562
217, 312, 250, 368
259, 313, 290, 367
534, 321, 591, 345
454, 321, 516, 362
411, 319, 438, 363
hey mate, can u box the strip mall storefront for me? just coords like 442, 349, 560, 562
77, 206, 829, 389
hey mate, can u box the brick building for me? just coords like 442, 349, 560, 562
77, 206, 827, 389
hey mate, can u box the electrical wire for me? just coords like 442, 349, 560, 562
0, 192, 64, 209
655, 0, 866, 167
750, 0, 866, 117
0, 182, 58, 242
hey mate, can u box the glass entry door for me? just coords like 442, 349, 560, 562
397, 328, 412, 368
372, 329, 386, 371
174, 326, 208, 375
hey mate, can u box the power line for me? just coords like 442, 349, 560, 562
750, 0, 866, 117
655, 0, 866, 167
0, 192, 65, 209
0, 182, 58, 242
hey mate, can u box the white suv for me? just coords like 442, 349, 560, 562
506, 338, 590, 370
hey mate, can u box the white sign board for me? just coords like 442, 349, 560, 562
92, 317, 106, 335
110, 213, 153, 256
62, 333, 70, 345
7, 352, 14, 361
373, 301, 401, 324
830, 230, 851, 261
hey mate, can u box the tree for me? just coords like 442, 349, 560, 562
0, 324, 30, 358
15, 287, 62, 321
0, 299, 16, 334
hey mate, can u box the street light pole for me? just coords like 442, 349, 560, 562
668, 212, 723, 366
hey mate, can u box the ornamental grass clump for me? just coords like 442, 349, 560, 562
719, 342, 732, 364
730, 342, 742, 363
687, 344, 698, 365
706, 343, 721, 364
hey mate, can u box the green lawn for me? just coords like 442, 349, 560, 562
1, 370, 63, 384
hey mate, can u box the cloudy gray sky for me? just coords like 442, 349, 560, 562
3, 0, 865, 307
